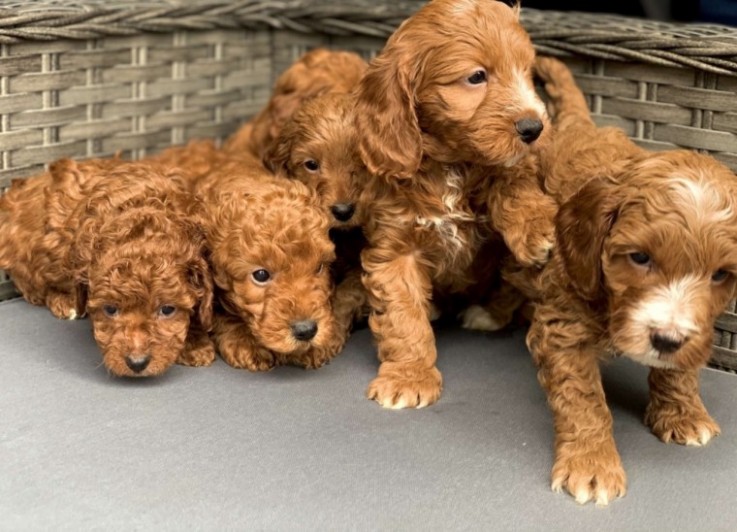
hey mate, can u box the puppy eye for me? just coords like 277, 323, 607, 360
102, 304, 119, 318
252, 269, 271, 285
712, 269, 730, 283
157, 305, 177, 318
466, 69, 488, 85
304, 160, 320, 172
628, 252, 651, 267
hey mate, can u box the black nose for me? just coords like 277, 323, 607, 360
291, 320, 318, 341
125, 354, 151, 373
515, 118, 544, 144
650, 333, 684, 354
330, 203, 355, 222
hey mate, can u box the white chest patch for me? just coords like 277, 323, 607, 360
414, 168, 475, 251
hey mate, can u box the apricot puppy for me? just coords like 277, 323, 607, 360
195, 154, 344, 370
526, 57, 737, 505
0, 158, 214, 377
353, 0, 554, 409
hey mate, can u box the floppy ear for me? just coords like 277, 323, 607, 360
262, 122, 295, 175
555, 178, 623, 301
354, 46, 422, 179
496, 0, 521, 17
188, 254, 214, 332
68, 216, 100, 317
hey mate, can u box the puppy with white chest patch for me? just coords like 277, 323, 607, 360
526, 57, 737, 506
354, 0, 555, 409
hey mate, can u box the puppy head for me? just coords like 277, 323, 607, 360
264, 93, 365, 228
556, 151, 737, 370
205, 175, 338, 355
354, 0, 546, 178
249, 48, 368, 158
70, 170, 213, 377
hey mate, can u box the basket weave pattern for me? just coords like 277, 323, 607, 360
1, 1, 736, 369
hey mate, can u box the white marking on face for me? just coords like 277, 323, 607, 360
515, 70, 546, 116
631, 276, 700, 335
670, 177, 733, 224
626, 276, 700, 367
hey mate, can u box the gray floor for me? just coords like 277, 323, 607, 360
1, 298, 737, 531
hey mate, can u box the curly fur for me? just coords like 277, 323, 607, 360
224, 48, 368, 160
524, 56, 737, 505
0, 158, 214, 377
353, 0, 555, 408
195, 154, 346, 370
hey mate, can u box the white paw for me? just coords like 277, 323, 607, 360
460, 305, 504, 332
686, 426, 717, 447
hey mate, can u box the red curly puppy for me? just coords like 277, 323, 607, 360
263, 90, 371, 333
224, 48, 367, 161
526, 57, 737, 505
195, 153, 345, 370
353, 0, 555, 408
0, 159, 214, 377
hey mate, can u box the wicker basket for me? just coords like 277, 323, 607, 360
1, 0, 736, 369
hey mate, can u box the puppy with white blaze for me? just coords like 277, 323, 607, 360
525, 56, 737, 506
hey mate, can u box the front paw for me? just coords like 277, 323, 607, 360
551, 444, 627, 506
460, 304, 506, 332
367, 364, 442, 409
646, 404, 720, 446
178, 338, 216, 367
218, 342, 275, 372
511, 221, 555, 267
46, 291, 82, 320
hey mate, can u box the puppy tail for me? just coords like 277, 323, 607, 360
535, 56, 593, 130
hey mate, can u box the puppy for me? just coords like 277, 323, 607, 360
0, 159, 214, 377
264, 90, 371, 333
526, 57, 737, 505
195, 154, 344, 370
224, 48, 368, 161
353, 0, 555, 408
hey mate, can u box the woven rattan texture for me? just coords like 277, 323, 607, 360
1, 3, 736, 368
0, 2, 736, 74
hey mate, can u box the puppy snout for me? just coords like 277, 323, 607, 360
291, 319, 318, 341
515, 118, 544, 144
125, 354, 151, 373
330, 202, 355, 222
650, 330, 687, 355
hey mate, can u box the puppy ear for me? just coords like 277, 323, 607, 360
188, 254, 214, 332
354, 48, 422, 179
496, 0, 521, 16
262, 123, 294, 175
555, 177, 623, 301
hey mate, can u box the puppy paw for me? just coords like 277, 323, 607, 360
460, 305, 505, 332
219, 344, 275, 372
367, 365, 442, 409
178, 340, 216, 367
300, 345, 340, 369
646, 405, 720, 446
46, 291, 82, 320
551, 446, 626, 506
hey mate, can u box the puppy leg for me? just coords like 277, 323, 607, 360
178, 325, 216, 367
489, 172, 557, 267
45, 289, 81, 320
213, 313, 276, 371
645, 367, 720, 446
528, 317, 626, 506
333, 268, 369, 336
362, 249, 442, 409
